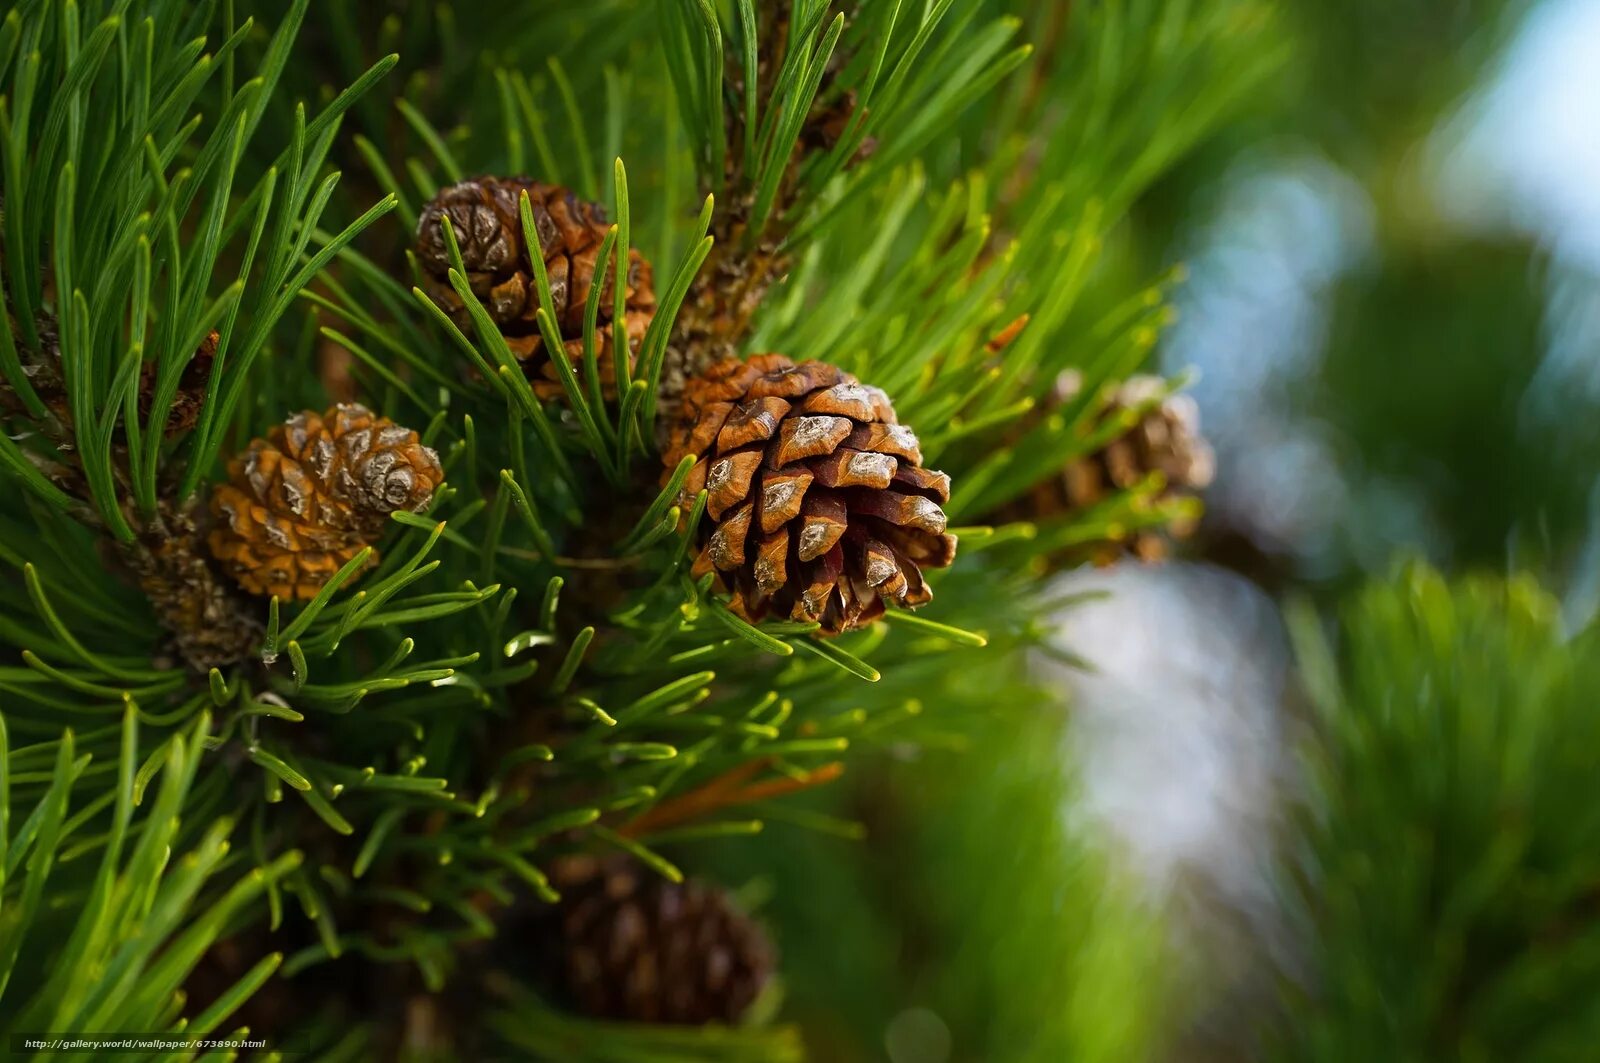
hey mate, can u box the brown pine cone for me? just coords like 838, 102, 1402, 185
124, 501, 262, 670
138, 329, 218, 436
208, 404, 443, 600
534, 856, 774, 1026
799, 81, 876, 164
1010, 371, 1215, 563
415, 177, 656, 401
295, 404, 443, 534
663, 354, 956, 634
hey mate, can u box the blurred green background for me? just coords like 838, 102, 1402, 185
694, 1, 1600, 1059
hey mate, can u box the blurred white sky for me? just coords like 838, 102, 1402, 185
1160, 151, 1372, 570
1432, 0, 1600, 270
1164, 0, 1600, 570
1442, 0, 1600, 435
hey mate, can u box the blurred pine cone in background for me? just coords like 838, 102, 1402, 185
415, 177, 656, 400
528, 856, 775, 1026
1003, 371, 1214, 565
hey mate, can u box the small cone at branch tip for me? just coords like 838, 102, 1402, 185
1002, 370, 1215, 566
415, 176, 657, 401
663, 354, 957, 634
524, 855, 775, 1026
208, 404, 443, 600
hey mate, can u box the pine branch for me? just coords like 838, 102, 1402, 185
0, 0, 1294, 1052
1275, 566, 1600, 1060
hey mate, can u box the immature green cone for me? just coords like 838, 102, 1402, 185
415, 176, 656, 400
662, 354, 957, 634
1006, 371, 1215, 564
532, 856, 775, 1026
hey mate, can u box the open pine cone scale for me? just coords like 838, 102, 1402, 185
666, 355, 956, 634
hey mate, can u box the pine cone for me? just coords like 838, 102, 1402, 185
0, 311, 64, 420
208, 404, 443, 600
138, 329, 218, 436
663, 354, 956, 634
5, 318, 220, 440
124, 501, 262, 670
415, 177, 656, 400
534, 856, 774, 1026
1009, 371, 1215, 563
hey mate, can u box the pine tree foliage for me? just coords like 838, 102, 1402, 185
0, 0, 1279, 1056
882, 702, 1173, 1063
1279, 566, 1600, 1062
0, 710, 297, 1052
